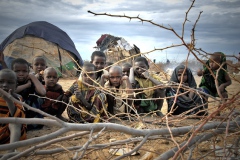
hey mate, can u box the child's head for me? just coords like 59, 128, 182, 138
0, 69, 17, 93
108, 66, 123, 87
32, 56, 47, 74
90, 51, 106, 71
81, 62, 96, 85
209, 52, 225, 71
43, 67, 58, 87
176, 66, 188, 83
105, 61, 113, 72
11, 58, 30, 83
133, 57, 149, 77
122, 63, 132, 76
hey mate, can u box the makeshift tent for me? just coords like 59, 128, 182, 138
0, 21, 83, 77
96, 34, 140, 65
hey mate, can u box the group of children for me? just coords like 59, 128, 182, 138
0, 51, 232, 148
166, 52, 231, 115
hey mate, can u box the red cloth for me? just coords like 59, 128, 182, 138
96, 34, 108, 46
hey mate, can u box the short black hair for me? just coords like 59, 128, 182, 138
0, 69, 17, 80
122, 62, 132, 68
83, 61, 96, 71
134, 57, 149, 68
91, 51, 106, 61
11, 58, 30, 70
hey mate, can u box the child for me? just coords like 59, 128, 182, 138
166, 65, 207, 115
11, 58, 46, 130
41, 67, 68, 121
101, 66, 133, 115
32, 56, 47, 85
105, 61, 114, 72
129, 57, 165, 116
0, 69, 26, 146
67, 62, 108, 123
122, 62, 132, 77
197, 52, 232, 98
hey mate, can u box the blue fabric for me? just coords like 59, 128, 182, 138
0, 21, 83, 67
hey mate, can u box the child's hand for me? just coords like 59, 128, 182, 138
120, 75, 129, 85
141, 71, 150, 79
101, 73, 109, 80
197, 69, 203, 76
218, 84, 225, 93
28, 74, 35, 80
75, 91, 84, 101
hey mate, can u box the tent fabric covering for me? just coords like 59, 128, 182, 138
0, 21, 83, 77
96, 34, 140, 65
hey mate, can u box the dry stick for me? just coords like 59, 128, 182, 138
2, 131, 90, 160
156, 129, 225, 160
28, 136, 166, 156
115, 133, 150, 160
170, 97, 238, 160
7, 128, 67, 160
1, 117, 239, 151
187, 145, 196, 160
73, 129, 93, 159
77, 127, 106, 160
182, 0, 195, 38
215, 62, 227, 101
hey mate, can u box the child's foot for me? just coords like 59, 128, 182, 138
56, 115, 69, 122
156, 111, 165, 117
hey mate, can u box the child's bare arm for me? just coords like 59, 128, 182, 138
75, 91, 92, 110
129, 67, 136, 85
28, 74, 46, 96
121, 76, 133, 96
2, 89, 16, 116
142, 71, 162, 85
218, 73, 232, 93
100, 73, 109, 86
15, 80, 31, 93
9, 123, 21, 147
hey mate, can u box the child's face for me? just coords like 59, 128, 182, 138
44, 69, 58, 87
0, 72, 17, 93
81, 66, 96, 85
92, 56, 106, 71
209, 55, 221, 71
177, 69, 188, 83
134, 61, 148, 77
33, 57, 47, 73
12, 63, 29, 83
122, 66, 131, 77
109, 70, 122, 87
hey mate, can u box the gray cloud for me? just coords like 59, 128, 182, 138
0, 0, 239, 62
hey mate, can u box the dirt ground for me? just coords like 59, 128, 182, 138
1, 75, 240, 160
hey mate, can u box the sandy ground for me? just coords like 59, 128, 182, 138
1, 75, 240, 159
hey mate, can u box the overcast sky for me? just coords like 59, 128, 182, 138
0, 0, 239, 63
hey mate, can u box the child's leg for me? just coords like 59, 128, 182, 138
154, 88, 165, 116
